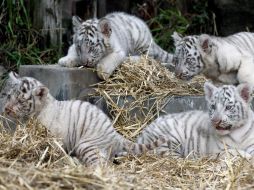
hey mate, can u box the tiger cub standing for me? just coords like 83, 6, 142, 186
1, 72, 164, 166
172, 32, 254, 85
58, 12, 173, 80
137, 82, 254, 158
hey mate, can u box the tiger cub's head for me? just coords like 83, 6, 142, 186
1, 72, 49, 119
72, 16, 112, 67
172, 32, 215, 81
204, 82, 252, 136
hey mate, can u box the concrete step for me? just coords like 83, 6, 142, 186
89, 95, 207, 118
19, 65, 102, 101
18, 65, 209, 114
18, 65, 209, 117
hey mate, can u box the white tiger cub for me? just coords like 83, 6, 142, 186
1, 72, 164, 166
136, 82, 254, 159
172, 32, 254, 85
58, 12, 173, 80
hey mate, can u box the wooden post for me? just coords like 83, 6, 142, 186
93, 0, 97, 18
98, 0, 106, 18
32, 0, 63, 49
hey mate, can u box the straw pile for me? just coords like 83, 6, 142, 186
0, 119, 254, 189
1, 57, 254, 189
95, 56, 205, 97
92, 56, 206, 139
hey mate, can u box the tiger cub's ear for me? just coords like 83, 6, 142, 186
99, 18, 112, 38
204, 82, 217, 101
8, 71, 20, 84
199, 34, 212, 54
237, 83, 252, 103
72, 16, 83, 33
32, 86, 49, 101
171, 31, 182, 46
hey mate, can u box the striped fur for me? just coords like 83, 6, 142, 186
58, 12, 173, 80
1, 72, 165, 166
136, 82, 254, 159
172, 31, 254, 85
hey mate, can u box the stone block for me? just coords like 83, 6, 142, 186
12, 64, 254, 121
19, 65, 102, 101
161, 96, 207, 114
89, 95, 207, 119
90, 95, 254, 120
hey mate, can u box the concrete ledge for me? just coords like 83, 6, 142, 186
4, 64, 254, 126
3, 65, 209, 130
19, 65, 102, 101
163, 96, 206, 113
18, 65, 208, 116
90, 95, 254, 120
89, 95, 207, 118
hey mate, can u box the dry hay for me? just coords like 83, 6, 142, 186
92, 56, 206, 139
95, 56, 205, 97
0, 57, 254, 189
0, 119, 254, 189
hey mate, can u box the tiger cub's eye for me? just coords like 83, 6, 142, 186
0, 92, 6, 97
210, 104, 216, 110
225, 105, 233, 110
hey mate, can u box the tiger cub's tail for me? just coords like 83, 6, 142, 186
149, 42, 174, 71
118, 136, 166, 156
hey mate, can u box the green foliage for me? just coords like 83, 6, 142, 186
0, 0, 60, 71
186, 0, 212, 34
148, 8, 189, 52
148, 0, 212, 52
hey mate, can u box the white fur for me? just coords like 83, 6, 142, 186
2, 73, 165, 166
203, 38, 254, 84
59, 12, 173, 80
58, 44, 81, 67
137, 83, 254, 159
173, 32, 254, 85
203, 34, 254, 86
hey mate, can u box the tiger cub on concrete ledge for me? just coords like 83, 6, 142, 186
172, 32, 254, 85
0, 72, 164, 166
58, 12, 173, 80
137, 82, 254, 159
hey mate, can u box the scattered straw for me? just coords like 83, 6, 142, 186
94, 56, 205, 97
91, 56, 206, 139
0, 118, 254, 189
1, 57, 253, 189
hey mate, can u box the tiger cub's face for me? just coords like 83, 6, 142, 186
172, 32, 214, 81
1, 72, 48, 119
204, 82, 252, 136
72, 16, 112, 67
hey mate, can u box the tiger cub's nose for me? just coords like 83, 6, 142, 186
5, 107, 12, 115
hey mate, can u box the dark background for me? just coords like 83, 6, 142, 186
1, 0, 254, 71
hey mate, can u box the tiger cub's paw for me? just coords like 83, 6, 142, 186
58, 56, 79, 67
97, 70, 110, 80
96, 64, 113, 80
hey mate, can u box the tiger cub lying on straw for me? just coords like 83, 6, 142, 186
1, 72, 164, 166
58, 12, 173, 80
172, 32, 254, 85
136, 82, 254, 159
